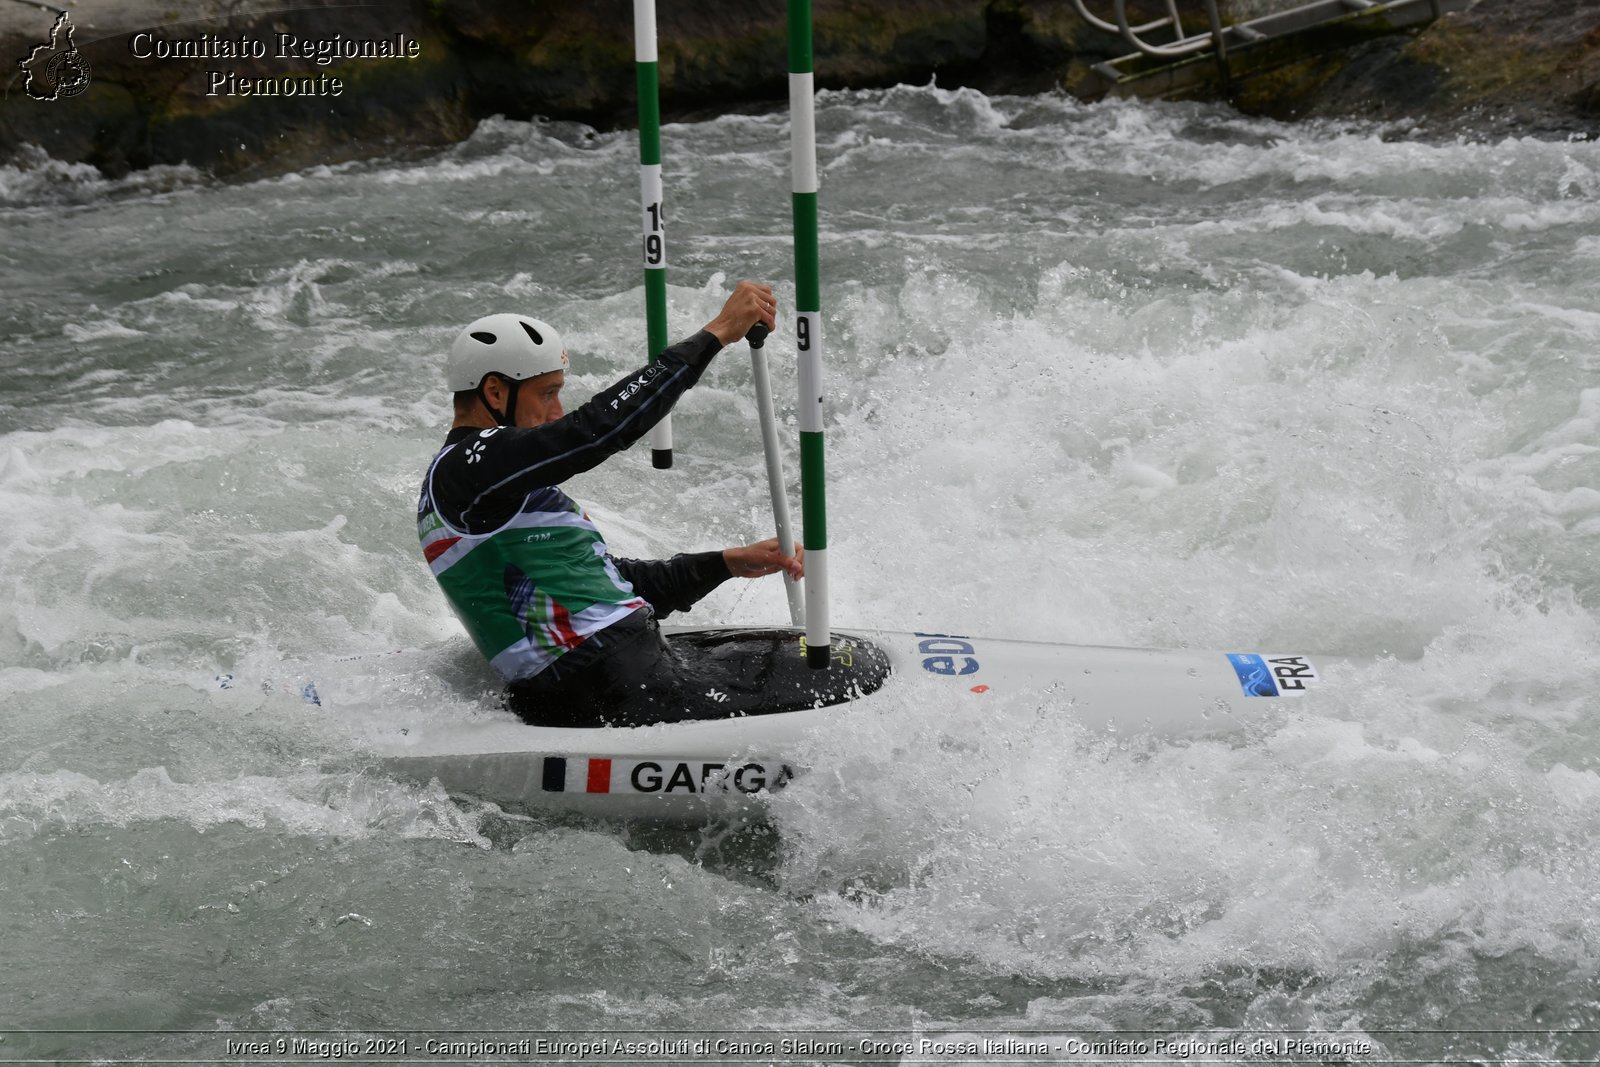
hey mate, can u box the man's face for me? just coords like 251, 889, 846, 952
514, 369, 565, 427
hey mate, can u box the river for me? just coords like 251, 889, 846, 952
1, 85, 1597, 1061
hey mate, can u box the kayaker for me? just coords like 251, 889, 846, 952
417, 281, 802, 727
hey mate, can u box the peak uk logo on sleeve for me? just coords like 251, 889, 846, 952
18, 12, 91, 101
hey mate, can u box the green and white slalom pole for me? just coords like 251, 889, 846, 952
788, 0, 829, 669
634, 0, 672, 469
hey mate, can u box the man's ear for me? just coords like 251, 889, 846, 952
480, 373, 507, 406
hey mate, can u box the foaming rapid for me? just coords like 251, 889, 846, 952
2, 86, 1598, 1053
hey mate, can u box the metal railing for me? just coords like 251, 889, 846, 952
1073, 0, 1451, 77
1071, 0, 1229, 60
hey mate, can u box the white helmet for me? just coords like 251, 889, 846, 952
445, 313, 568, 392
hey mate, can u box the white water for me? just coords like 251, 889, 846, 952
2, 87, 1598, 1058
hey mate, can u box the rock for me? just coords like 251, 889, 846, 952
1, 0, 476, 178
1, 0, 1594, 183
0, 0, 1072, 178
1225, 0, 1600, 137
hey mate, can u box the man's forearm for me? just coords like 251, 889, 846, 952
613, 551, 733, 618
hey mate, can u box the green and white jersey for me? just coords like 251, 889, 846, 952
419, 444, 646, 680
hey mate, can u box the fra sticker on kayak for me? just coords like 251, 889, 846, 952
540, 756, 794, 796
1226, 653, 1318, 697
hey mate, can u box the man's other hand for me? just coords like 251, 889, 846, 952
724, 538, 803, 580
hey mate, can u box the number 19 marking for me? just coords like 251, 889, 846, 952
642, 200, 665, 267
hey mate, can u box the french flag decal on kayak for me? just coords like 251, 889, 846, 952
1227, 653, 1318, 697
541, 756, 612, 793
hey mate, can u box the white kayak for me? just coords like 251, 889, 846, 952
374, 627, 1323, 824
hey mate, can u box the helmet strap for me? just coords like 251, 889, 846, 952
477, 376, 522, 427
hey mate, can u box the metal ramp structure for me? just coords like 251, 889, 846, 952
1076, 0, 1475, 99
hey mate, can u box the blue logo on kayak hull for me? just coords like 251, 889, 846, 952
1227, 653, 1279, 697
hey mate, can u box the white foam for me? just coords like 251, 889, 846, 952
0, 144, 205, 208
0, 766, 489, 846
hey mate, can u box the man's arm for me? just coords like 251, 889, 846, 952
447, 330, 720, 520
614, 539, 804, 619
444, 280, 778, 524
612, 552, 732, 619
